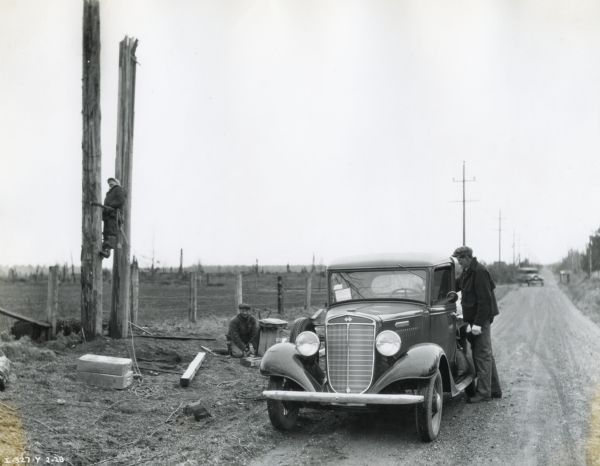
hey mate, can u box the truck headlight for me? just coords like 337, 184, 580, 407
295, 331, 320, 357
376, 331, 401, 356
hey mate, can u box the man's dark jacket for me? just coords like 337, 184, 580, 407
227, 314, 260, 351
103, 185, 125, 221
457, 257, 499, 327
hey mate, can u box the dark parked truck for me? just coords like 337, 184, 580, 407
260, 253, 475, 442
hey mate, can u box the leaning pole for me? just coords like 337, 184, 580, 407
81, 0, 103, 339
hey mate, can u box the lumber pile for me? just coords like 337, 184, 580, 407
77, 354, 133, 390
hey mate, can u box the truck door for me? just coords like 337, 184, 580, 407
429, 265, 456, 363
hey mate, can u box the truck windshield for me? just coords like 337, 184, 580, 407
329, 269, 427, 303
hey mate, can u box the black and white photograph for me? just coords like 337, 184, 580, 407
1, 0, 600, 464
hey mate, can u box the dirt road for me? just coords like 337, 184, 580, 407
250, 272, 600, 466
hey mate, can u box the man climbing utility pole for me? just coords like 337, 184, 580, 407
93, 177, 125, 259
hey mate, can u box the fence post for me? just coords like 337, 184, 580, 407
130, 259, 139, 325
304, 273, 312, 310
46, 265, 59, 339
277, 275, 284, 314
235, 273, 243, 309
189, 271, 197, 322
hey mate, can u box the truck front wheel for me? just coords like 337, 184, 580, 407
415, 370, 443, 442
266, 377, 300, 431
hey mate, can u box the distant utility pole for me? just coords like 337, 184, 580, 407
81, 0, 103, 339
452, 161, 476, 246
179, 248, 183, 275
512, 230, 516, 266
497, 210, 502, 264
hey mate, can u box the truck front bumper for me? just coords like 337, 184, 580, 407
263, 390, 424, 406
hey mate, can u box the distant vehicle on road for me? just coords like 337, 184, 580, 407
518, 267, 542, 286
526, 274, 544, 287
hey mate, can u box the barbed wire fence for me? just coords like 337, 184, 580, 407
0, 269, 328, 332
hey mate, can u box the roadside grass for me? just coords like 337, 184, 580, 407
588, 388, 600, 466
556, 272, 600, 327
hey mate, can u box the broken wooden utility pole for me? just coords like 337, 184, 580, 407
110, 36, 138, 338
81, 0, 103, 339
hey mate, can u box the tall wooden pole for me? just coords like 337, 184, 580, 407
81, 0, 103, 339
110, 37, 138, 338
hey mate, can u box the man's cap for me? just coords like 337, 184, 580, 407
452, 246, 473, 258
107, 177, 121, 185
238, 303, 251, 310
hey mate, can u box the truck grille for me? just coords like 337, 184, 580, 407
326, 318, 375, 394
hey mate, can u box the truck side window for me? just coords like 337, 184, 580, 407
432, 267, 451, 305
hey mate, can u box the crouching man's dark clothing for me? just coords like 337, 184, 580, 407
227, 314, 260, 357
458, 257, 502, 399
102, 185, 125, 250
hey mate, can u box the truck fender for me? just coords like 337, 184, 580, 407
259, 342, 321, 392
368, 343, 446, 394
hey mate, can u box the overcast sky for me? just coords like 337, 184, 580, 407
2, 0, 600, 268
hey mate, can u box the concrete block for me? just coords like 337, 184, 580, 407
78, 370, 133, 389
77, 354, 132, 376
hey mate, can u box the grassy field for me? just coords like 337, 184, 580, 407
0, 271, 328, 331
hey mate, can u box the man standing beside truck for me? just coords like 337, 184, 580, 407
453, 246, 502, 403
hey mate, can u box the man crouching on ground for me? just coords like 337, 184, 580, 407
226, 303, 260, 358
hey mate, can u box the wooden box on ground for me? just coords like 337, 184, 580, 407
77, 354, 133, 389
257, 318, 288, 356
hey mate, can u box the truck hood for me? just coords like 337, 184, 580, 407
326, 301, 426, 323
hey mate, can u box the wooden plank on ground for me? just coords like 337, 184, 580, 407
77, 354, 132, 376
180, 352, 207, 387
0, 306, 51, 328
